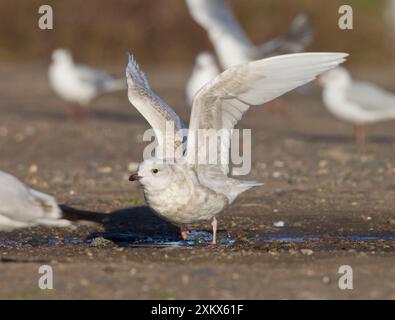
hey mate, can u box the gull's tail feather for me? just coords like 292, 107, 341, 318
228, 180, 264, 204
30, 188, 72, 228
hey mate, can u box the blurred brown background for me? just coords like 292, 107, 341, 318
0, 0, 392, 67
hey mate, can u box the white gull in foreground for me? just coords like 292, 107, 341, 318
319, 67, 395, 144
126, 52, 347, 244
48, 49, 125, 120
0, 171, 71, 231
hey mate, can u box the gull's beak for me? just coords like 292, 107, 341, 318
129, 173, 142, 181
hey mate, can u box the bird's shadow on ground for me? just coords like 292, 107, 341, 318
60, 205, 180, 245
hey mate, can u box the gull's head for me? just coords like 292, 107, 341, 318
51, 48, 73, 64
195, 52, 216, 69
129, 158, 175, 190
318, 67, 351, 87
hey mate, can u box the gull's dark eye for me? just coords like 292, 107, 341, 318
152, 169, 159, 174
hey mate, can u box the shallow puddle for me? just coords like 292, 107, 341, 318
257, 233, 395, 243
87, 230, 236, 247
0, 232, 394, 248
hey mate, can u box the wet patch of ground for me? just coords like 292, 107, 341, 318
0, 65, 395, 299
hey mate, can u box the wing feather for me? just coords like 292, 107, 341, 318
126, 54, 186, 158
346, 81, 395, 112
186, 52, 348, 173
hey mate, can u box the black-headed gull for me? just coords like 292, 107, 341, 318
126, 52, 347, 244
48, 49, 125, 120
186, 0, 313, 69
185, 0, 313, 105
319, 67, 395, 144
0, 171, 71, 231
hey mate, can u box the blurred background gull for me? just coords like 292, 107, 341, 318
184, 0, 313, 105
0, 0, 393, 118
48, 48, 126, 120
0, 0, 392, 66
1, 0, 395, 300
0, 0, 393, 180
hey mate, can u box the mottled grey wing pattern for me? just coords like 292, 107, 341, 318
126, 54, 187, 158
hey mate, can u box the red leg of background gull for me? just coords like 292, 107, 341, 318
354, 123, 365, 145
78, 105, 89, 121
211, 217, 217, 245
180, 225, 189, 241
67, 103, 78, 121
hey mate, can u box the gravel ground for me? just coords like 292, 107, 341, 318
0, 64, 394, 299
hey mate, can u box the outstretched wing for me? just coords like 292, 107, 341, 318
126, 54, 186, 158
186, 53, 348, 173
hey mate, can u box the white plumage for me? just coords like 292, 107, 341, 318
0, 171, 71, 231
185, 0, 313, 105
48, 49, 125, 118
320, 67, 395, 144
126, 52, 347, 244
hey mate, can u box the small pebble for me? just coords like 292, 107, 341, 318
300, 249, 314, 256
273, 221, 285, 228
28, 164, 38, 174
322, 276, 330, 284
98, 166, 112, 173
90, 237, 114, 247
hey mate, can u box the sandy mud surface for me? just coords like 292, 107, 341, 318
0, 65, 394, 299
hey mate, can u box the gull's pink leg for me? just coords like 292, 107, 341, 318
180, 225, 189, 241
78, 105, 89, 120
354, 123, 365, 145
211, 217, 217, 245
67, 103, 78, 121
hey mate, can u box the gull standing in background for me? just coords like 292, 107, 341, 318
0, 171, 71, 231
319, 68, 395, 145
185, 0, 313, 105
126, 52, 347, 244
186, 52, 221, 106
49, 49, 126, 120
